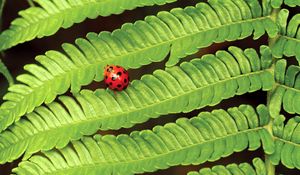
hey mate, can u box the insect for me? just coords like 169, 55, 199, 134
104, 65, 129, 91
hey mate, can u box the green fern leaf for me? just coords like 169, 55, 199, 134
187, 158, 266, 175
0, 0, 177, 51
269, 59, 300, 116
271, 0, 300, 8
12, 105, 274, 175
0, 0, 278, 132
0, 46, 275, 164
272, 12, 300, 62
270, 116, 300, 170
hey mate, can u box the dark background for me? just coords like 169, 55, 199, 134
0, 1, 299, 174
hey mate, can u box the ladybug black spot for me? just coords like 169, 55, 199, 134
109, 82, 113, 85
117, 84, 122, 88
112, 76, 117, 81
117, 72, 122, 76
123, 70, 127, 74
105, 75, 108, 79
116, 66, 120, 68
124, 79, 127, 83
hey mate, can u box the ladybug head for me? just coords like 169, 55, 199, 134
104, 65, 114, 73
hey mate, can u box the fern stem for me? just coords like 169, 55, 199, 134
0, 0, 13, 86
27, 0, 35, 7
265, 7, 280, 175
0, 57, 14, 86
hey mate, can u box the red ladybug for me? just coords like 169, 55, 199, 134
104, 65, 129, 91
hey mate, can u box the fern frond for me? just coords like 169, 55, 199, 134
269, 59, 300, 116
271, 0, 300, 8
0, 0, 278, 132
0, 46, 275, 164
187, 158, 266, 175
0, 0, 177, 51
270, 116, 300, 170
12, 105, 274, 175
272, 12, 300, 62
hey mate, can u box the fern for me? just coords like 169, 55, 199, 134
0, 0, 177, 51
11, 105, 274, 175
187, 158, 266, 175
271, 0, 300, 8
269, 59, 300, 116
0, 46, 275, 164
0, 0, 279, 132
271, 12, 300, 63
270, 115, 300, 170
1, 0, 300, 174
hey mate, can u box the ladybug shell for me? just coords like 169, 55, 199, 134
104, 65, 129, 91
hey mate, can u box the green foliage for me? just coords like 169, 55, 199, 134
270, 116, 300, 170
0, 0, 279, 134
0, 0, 299, 174
272, 12, 300, 63
271, 0, 300, 8
12, 105, 273, 175
0, 0, 177, 51
269, 59, 300, 116
0, 46, 275, 164
187, 158, 266, 175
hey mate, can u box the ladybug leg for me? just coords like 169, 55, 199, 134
111, 89, 118, 96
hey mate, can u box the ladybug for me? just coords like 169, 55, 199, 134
104, 65, 129, 91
